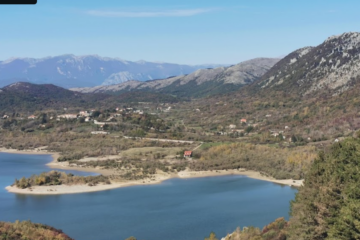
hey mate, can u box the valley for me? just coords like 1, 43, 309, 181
2, 31, 360, 240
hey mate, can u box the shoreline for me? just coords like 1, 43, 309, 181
1, 148, 303, 195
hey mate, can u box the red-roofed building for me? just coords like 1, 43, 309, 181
241, 118, 247, 123
184, 151, 192, 158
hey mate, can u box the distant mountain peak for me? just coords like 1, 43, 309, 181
258, 31, 360, 95
325, 31, 360, 43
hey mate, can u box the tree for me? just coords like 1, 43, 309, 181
245, 126, 254, 133
125, 237, 137, 240
92, 110, 101, 118
288, 138, 360, 239
204, 232, 218, 240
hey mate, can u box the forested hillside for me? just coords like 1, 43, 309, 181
221, 135, 360, 240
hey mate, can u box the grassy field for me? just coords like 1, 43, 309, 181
120, 147, 184, 159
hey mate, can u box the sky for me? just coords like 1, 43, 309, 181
1, 0, 360, 65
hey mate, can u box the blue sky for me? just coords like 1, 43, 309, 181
1, 0, 360, 64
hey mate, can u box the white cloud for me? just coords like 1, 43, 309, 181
86, 8, 214, 18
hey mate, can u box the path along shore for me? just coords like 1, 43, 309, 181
1, 148, 303, 195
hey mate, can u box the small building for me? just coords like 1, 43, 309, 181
240, 118, 247, 123
229, 124, 236, 129
134, 110, 144, 114
57, 114, 78, 120
79, 111, 90, 117
2, 115, 9, 119
28, 115, 36, 120
184, 151, 192, 158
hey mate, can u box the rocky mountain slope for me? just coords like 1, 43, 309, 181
71, 58, 279, 98
257, 32, 360, 95
0, 55, 225, 88
180, 32, 360, 142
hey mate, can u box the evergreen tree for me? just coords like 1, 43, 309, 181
288, 138, 360, 239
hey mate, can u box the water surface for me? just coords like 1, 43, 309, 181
0, 152, 297, 240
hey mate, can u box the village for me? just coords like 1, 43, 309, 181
1, 102, 319, 144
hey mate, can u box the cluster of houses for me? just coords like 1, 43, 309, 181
115, 107, 144, 115
18, 107, 151, 135
217, 118, 250, 135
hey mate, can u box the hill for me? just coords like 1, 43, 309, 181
256, 32, 360, 96
0, 55, 226, 88
221, 136, 360, 240
0, 220, 74, 240
0, 82, 106, 112
71, 58, 279, 98
167, 32, 360, 142
0, 82, 181, 112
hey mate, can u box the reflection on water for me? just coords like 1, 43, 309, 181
0, 153, 297, 240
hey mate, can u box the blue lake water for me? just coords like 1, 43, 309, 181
0, 152, 297, 240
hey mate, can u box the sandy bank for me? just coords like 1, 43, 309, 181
5, 169, 302, 195
177, 169, 303, 187
2, 148, 303, 195
5, 174, 172, 195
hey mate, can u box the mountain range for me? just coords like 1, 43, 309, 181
2, 32, 360, 115
71, 58, 279, 98
0, 55, 227, 88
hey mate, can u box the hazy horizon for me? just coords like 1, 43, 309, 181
2, 0, 360, 64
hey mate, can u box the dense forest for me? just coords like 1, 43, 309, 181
216, 135, 360, 240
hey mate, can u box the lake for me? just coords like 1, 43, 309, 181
0, 152, 297, 240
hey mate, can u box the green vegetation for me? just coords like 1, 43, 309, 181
288, 137, 360, 239
222, 217, 287, 240
125, 237, 137, 240
0, 220, 73, 240
216, 136, 360, 240
14, 171, 110, 189
204, 232, 219, 240
71, 158, 187, 180
191, 142, 317, 179
120, 147, 183, 159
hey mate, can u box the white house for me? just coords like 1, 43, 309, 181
57, 114, 78, 120
229, 124, 236, 129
